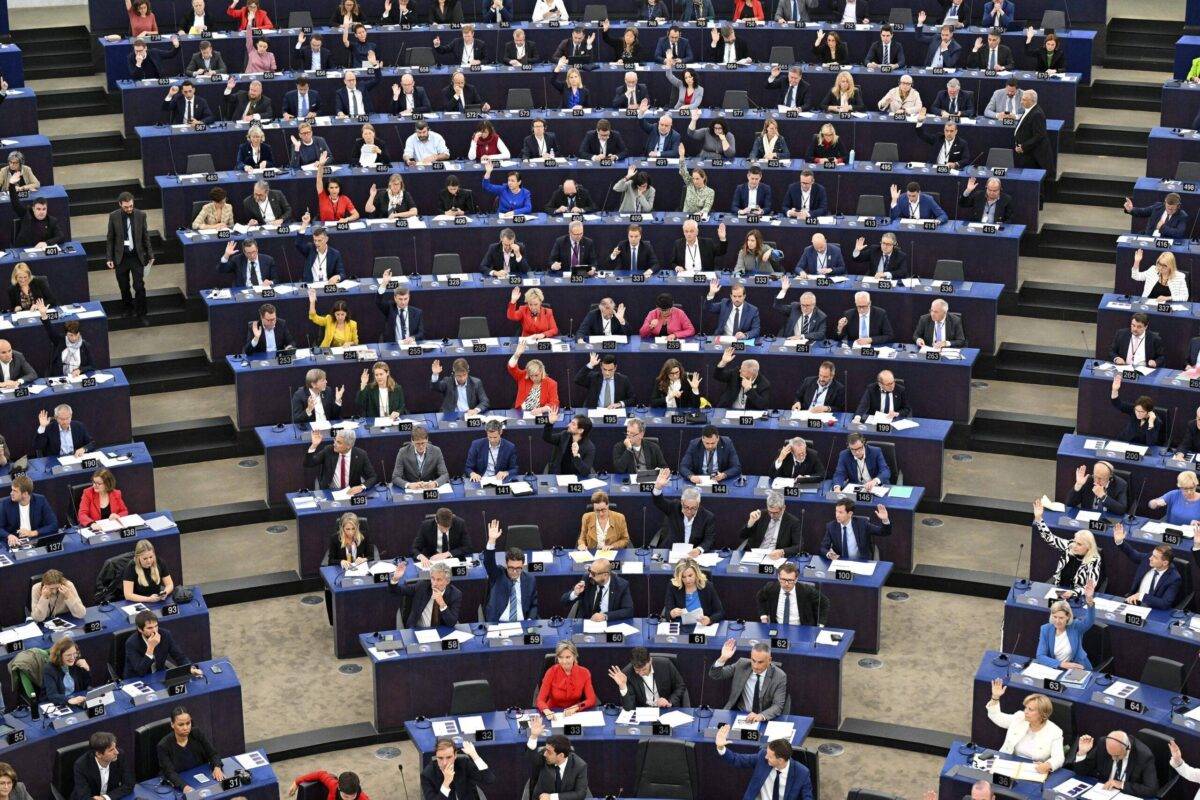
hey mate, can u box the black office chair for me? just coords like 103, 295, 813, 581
633, 738, 698, 799
432, 253, 463, 275
933, 259, 965, 282
722, 90, 750, 111
1177, 162, 1200, 182
1112, 467, 1132, 488
856, 195, 886, 217
507, 89, 534, 110
796, 747, 820, 800
1173, 556, 1194, 610
406, 47, 437, 67
847, 790, 904, 800
458, 317, 490, 339
887, 7, 912, 24
870, 142, 899, 162
1049, 697, 1074, 745
531, 653, 557, 705
68, 482, 89, 520
109, 628, 136, 681
865, 440, 901, 485
297, 781, 330, 800
450, 680, 494, 715
52, 741, 91, 800
134, 718, 173, 781
1136, 729, 1179, 799
986, 148, 1015, 168
1039, 10, 1066, 28
185, 154, 215, 174
1082, 622, 1113, 673
287, 10, 314, 28
768, 46, 795, 65
583, 3, 607, 20
373, 256, 402, 278
506, 524, 543, 550
190, 200, 207, 226
1140, 656, 1184, 692
925, 191, 941, 207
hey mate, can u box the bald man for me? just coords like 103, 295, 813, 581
961, 176, 1013, 224
1067, 461, 1128, 515
1074, 730, 1158, 797
913, 299, 967, 348
0, 340, 37, 388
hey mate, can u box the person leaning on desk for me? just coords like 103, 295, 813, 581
1109, 375, 1165, 446
1034, 585, 1096, 671
124, 609, 203, 680
1148, 470, 1200, 525
984, 681, 1065, 774
31, 568, 86, 622
43, 636, 91, 706
156, 706, 225, 790
125, 538, 172, 604
388, 560, 462, 629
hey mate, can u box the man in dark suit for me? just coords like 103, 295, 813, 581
1123, 193, 1189, 239
483, 521, 538, 622
838, 291, 895, 346
679, 426, 742, 483
563, 558, 633, 620
389, 561, 463, 628
544, 179, 595, 214
831, 434, 892, 490
739, 491, 802, 557
421, 739, 494, 800
1116, 525, 1182, 609
715, 726, 815, 800
431, 358, 490, 415
1013, 90, 1054, 171
291, 368, 344, 426
502, 28, 541, 65
640, 112, 682, 157
774, 279, 827, 340
967, 30, 1013, 69
242, 180, 293, 226
611, 72, 650, 110
391, 74, 432, 115
757, 563, 829, 624
295, 225, 346, 284
479, 229, 528, 276
930, 80, 976, 117
465, 420, 519, 481
303, 427, 376, 493
1, 475, 57, 547
292, 31, 335, 71
650, 468, 717, 552
10, 191, 64, 248
575, 297, 628, 339
433, 26, 488, 65
126, 37, 179, 80
794, 234, 847, 278
548, 220, 597, 275
124, 610, 202, 678
552, 27, 597, 63
782, 170, 828, 218
864, 27, 906, 67
161, 81, 214, 124
961, 176, 1013, 224
282, 78, 322, 119
519, 118, 559, 159
412, 507, 471, 560
610, 647, 688, 710
218, 238, 276, 287
793, 362, 845, 413
849, 233, 910, 279
913, 299, 968, 348
1110, 313, 1164, 368
105, 192, 154, 324
376, 281, 425, 345
334, 70, 379, 117
919, 24, 964, 67
573, 353, 635, 408
854, 370, 911, 420
244, 303, 295, 355
34, 405, 92, 458
526, 720, 591, 800
654, 27, 694, 62
705, 280, 760, 339
221, 78, 274, 123
579, 120, 627, 161
889, 181, 949, 224
712, 348, 771, 410
916, 117, 970, 168
706, 25, 749, 62
772, 437, 826, 483
709, 639, 787, 721
613, 419, 668, 474
731, 166, 774, 216
821, 498, 892, 560
1072, 731, 1160, 798
1068, 461, 1129, 515
72, 732, 132, 800
184, 41, 227, 77
0, 339, 37, 388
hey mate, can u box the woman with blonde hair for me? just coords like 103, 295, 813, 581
661, 557, 724, 624
506, 285, 559, 338
30, 568, 86, 621
551, 65, 589, 109
508, 340, 559, 413
1031, 498, 1102, 595
820, 71, 863, 112
308, 290, 358, 347
1131, 249, 1188, 301
236, 125, 273, 172
123, 539, 174, 602
1148, 469, 1200, 525
578, 490, 630, 550
809, 123, 847, 165
7, 262, 53, 312
536, 639, 597, 716
984, 681, 1065, 773
1034, 581, 1096, 670
327, 511, 373, 568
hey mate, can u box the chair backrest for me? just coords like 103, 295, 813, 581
870, 142, 899, 163
450, 680, 495, 715
986, 148, 1015, 168
68, 482, 90, 520
432, 253, 463, 275
458, 317, 490, 340
373, 256, 402, 278
190, 200, 207, 224
532, 653, 558, 705
722, 90, 750, 110
1173, 556, 1194, 610
185, 154, 215, 174
1039, 10, 1066, 29
887, 7, 912, 24
1140, 656, 1184, 691
865, 440, 900, 485
134, 718, 173, 781
287, 10, 313, 27
856, 195, 886, 217
583, 4, 607, 20
1177, 162, 1200, 181
925, 191, 941, 207
1049, 697, 1074, 744
848, 790, 905, 800
1082, 620, 1111, 671
54, 742, 91, 800
769, 46, 795, 65
507, 88, 534, 110
296, 781, 330, 800
1136, 729, 1174, 787
109, 628, 136, 681
796, 747, 820, 800
506, 524, 542, 550
407, 47, 436, 67
634, 738, 697, 799
933, 259, 965, 282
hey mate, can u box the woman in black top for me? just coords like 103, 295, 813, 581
123, 539, 175, 602
542, 412, 596, 476
1176, 409, 1200, 455
157, 707, 225, 789
809, 123, 848, 165
1109, 375, 1166, 446
812, 30, 848, 63
1024, 28, 1065, 72
354, 124, 392, 168
436, 175, 479, 215
7, 263, 54, 312
380, 0, 418, 23
327, 512, 373, 568
601, 22, 643, 63
651, 358, 703, 408
428, 0, 463, 25
330, 0, 363, 26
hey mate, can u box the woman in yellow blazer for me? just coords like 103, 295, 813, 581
308, 288, 359, 347
577, 490, 631, 550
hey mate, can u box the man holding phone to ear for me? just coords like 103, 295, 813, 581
562, 558, 633, 621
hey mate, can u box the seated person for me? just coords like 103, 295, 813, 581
1072, 731, 1159, 798
465, 420, 519, 482
7, 262, 54, 312
31, 568, 86, 622
578, 490, 629, 549
291, 368, 344, 425
503, 28, 540, 65
124, 540, 174, 602
376, 283, 424, 346
662, 558, 724, 624
430, 357, 489, 416
481, 163, 532, 216
544, 412, 596, 477
412, 506, 470, 560
507, 286, 558, 339
520, 118, 559, 159
404, 122, 450, 166
609, 646, 688, 710
793, 361, 845, 412
391, 74, 431, 116
575, 298, 628, 340
1123, 193, 1188, 239
773, 437, 825, 484
671, 220, 727, 272
775, 282, 827, 340
579, 120, 626, 161
537, 641, 598, 715
307, 291, 358, 349
889, 181, 948, 223
37, 302, 97, 377
157, 707, 225, 790
509, 342, 559, 414
878, 75, 922, 115
651, 468, 715, 553
850, 233, 909, 279
43, 636, 91, 706
481, 228, 527, 277
222, 78, 273, 123
73, 733, 131, 800
832, 434, 891, 491
2, 475, 57, 548
388, 560, 462, 628
218, 238, 276, 288
548, 221, 597, 275
679, 425, 742, 484
241, 180, 292, 227
613, 418, 666, 473
1148, 470, 1200, 525
967, 30, 1014, 70
757, 562, 829, 624
283, 77, 321, 120
855, 370, 910, 420
389, 426, 450, 491
822, 498, 892, 559
1109, 376, 1166, 446
1033, 594, 1095, 671
960, 176, 1013, 224
9, 190, 63, 249
640, 294, 696, 341
983, 683, 1067, 774
127, 36, 180, 80
544, 179, 594, 214
561, 559, 633, 621
705, 280, 761, 340
124, 609, 203, 678
738, 491, 801, 557
244, 303, 294, 355
837, 292, 894, 346
782, 170, 828, 219
913, 299, 967, 348
303, 428, 376, 494
712, 349, 770, 410
931, 78, 975, 117
289, 122, 330, 169
731, 166, 773, 216
294, 224, 346, 284
1068, 461, 1128, 515
235, 126, 272, 171
1115, 526, 1181, 608
482, 522, 538, 623
78, 468, 130, 527
794, 233, 846, 277
327, 512, 373, 569
916, 117, 970, 169
708, 640, 786, 722
34, 403, 93, 458
573, 352, 634, 408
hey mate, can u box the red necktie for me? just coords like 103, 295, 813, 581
339, 454, 347, 488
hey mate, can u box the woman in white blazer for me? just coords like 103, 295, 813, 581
1169, 739, 1200, 800
1131, 249, 1189, 302
984, 682, 1065, 773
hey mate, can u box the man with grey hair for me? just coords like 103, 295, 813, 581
713, 346, 771, 409
34, 403, 92, 458
773, 437, 825, 484
930, 77, 976, 118
389, 559, 463, 629
304, 425, 376, 493
291, 367, 344, 425
709, 638, 788, 722
465, 419, 519, 482
392, 425, 450, 490
1013, 89, 1052, 171
1074, 729, 1158, 796
837, 290, 895, 346
651, 466, 715, 554
914, 298, 967, 349
613, 70, 649, 109
548, 219, 597, 275
613, 417, 667, 473
961, 175, 1012, 224
242, 179, 292, 226
850, 232, 910, 279
575, 297, 628, 339
774, 277, 827, 339
740, 490, 801, 558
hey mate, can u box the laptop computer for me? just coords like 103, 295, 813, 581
164, 665, 193, 689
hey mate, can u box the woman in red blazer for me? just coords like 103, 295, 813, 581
226, 0, 274, 29
732, 0, 764, 19
508, 341, 560, 414
506, 286, 558, 339
78, 468, 129, 527
536, 640, 597, 716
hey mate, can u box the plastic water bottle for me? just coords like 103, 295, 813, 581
848, 148, 855, 166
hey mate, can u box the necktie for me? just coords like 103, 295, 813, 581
950, 96, 957, 113
507, 579, 520, 618
593, 585, 604, 614
988, 49, 996, 69
935, 322, 944, 343
1150, 571, 1160, 595
339, 454, 347, 488
786, 86, 795, 107
400, 310, 408, 339
571, 242, 579, 268
791, 0, 798, 16
883, 44, 889, 62
300, 93, 308, 116
751, 674, 761, 712
773, 771, 782, 800
732, 306, 741, 336
439, 531, 448, 553
705, 450, 715, 475
554, 766, 563, 793
859, 314, 869, 339
883, 392, 892, 414
842, 524, 850, 556
602, 380, 613, 407
800, 314, 809, 335
185, 99, 192, 122
630, 245, 637, 271
431, 597, 441, 626
781, 591, 791, 624
881, 254, 889, 273
658, 135, 666, 152
349, 91, 359, 116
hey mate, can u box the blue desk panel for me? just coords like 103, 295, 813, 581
0, 243, 91, 307
1054, 433, 1194, 519
1094, 293, 1200, 369
0, 369, 132, 459
0, 185, 71, 247
939, 742, 1076, 800
1076, 366, 1200, 444
0, 302, 111, 373
1147, 127, 1200, 180
131, 751, 277, 800
0, 90, 41, 138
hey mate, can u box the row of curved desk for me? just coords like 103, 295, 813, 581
0, 243, 90, 308
1147, 127, 1200, 181
1076, 365, 1200, 446
0, 301, 111, 372
0, 368, 132, 459
1094, 293, 1200, 370
1054, 433, 1193, 520
1114, 238, 1198, 300
0, 184, 71, 246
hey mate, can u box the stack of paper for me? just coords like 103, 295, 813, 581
1105, 441, 1148, 457
1102, 680, 1138, 698
234, 753, 269, 771
659, 710, 695, 727
829, 559, 875, 576
487, 623, 524, 638
616, 707, 660, 725
1021, 663, 1062, 681
741, 549, 785, 567
0, 621, 41, 644
431, 719, 461, 737
763, 720, 797, 743
458, 715, 487, 734
1039, 495, 1066, 513
815, 630, 843, 646
992, 759, 1049, 783
587, 408, 627, 419
553, 710, 605, 727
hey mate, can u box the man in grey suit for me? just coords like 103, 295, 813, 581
773, 0, 816, 22
913, 299, 968, 349
391, 425, 450, 490
526, 716, 591, 800
429, 357, 490, 415
0, 340, 37, 388
983, 79, 1025, 121
104, 191, 154, 326
709, 639, 788, 722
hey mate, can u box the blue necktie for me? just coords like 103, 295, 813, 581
772, 771, 781, 800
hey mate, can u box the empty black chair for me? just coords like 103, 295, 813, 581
583, 3, 607, 20
507, 89, 534, 110
722, 90, 750, 110
406, 47, 436, 67
1082, 621, 1113, 673
847, 790, 905, 800
287, 10, 313, 27
870, 142, 899, 162
109, 628, 136, 681
987, 148, 1015, 168
450, 680, 494, 715
856, 195, 886, 217
134, 718, 173, 782
52, 741, 91, 800
1039, 10, 1066, 29
934, 259, 965, 282
458, 317, 490, 340
1173, 556, 1194, 610
1140, 656, 1184, 692
887, 7, 912, 24
1136, 729, 1179, 799
865, 440, 901, 485
1177, 162, 1200, 181
506, 524, 542, 550
634, 739, 698, 799
433, 253, 463, 275
185, 154, 215, 174
1049, 697, 1074, 745
768, 46, 795, 65
373, 256, 402, 278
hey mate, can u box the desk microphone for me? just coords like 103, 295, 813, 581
1011, 541, 1028, 590
1171, 651, 1200, 710
1081, 328, 1097, 370
380, 456, 392, 500
526, 433, 535, 479
675, 430, 685, 475
397, 764, 412, 800
1126, 477, 1147, 523
993, 628, 1020, 668
288, 386, 299, 440
636, 504, 650, 556
1165, 406, 1181, 459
